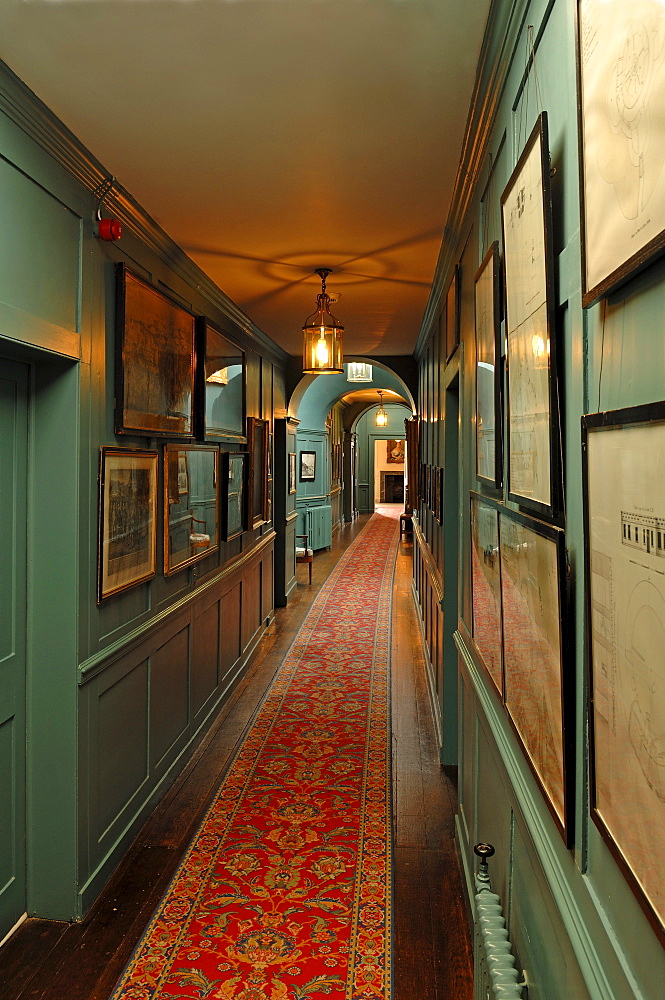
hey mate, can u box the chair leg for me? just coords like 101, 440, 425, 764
308, 561, 312, 585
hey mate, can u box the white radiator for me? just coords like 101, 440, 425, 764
474, 844, 525, 1000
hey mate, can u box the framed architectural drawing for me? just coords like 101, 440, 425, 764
196, 319, 246, 442
470, 493, 503, 695
576, 0, 665, 306
222, 451, 248, 541
501, 112, 560, 519
475, 241, 503, 488
582, 400, 665, 940
164, 444, 219, 575
98, 447, 158, 602
500, 506, 570, 843
299, 450, 316, 482
445, 264, 460, 362
289, 452, 297, 494
248, 418, 269, 528
115, 264, 196, 438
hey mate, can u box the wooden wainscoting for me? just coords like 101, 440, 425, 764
412, 517, 444, 745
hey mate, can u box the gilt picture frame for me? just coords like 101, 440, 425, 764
470, 492, 503, 696
247, 417, 269, 529
164, 444, 219, 576
289, 452, 297, 495
98, 447, 158, 602
445, 263, 461, 362
475, 240, 503, 489
222, 450, 249, 542
195, 319, 246, 442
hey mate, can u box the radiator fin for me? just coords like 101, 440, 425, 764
474, 885, 523, 1000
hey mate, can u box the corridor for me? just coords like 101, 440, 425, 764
0, 511, 472, 1000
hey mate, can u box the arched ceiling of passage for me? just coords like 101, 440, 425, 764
0, 0, 491, 358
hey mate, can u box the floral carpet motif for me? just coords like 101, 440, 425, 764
111, 508, 399, 1000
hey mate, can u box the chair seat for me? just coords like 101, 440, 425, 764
296, 547, 313, 557
189, 532, 211, 548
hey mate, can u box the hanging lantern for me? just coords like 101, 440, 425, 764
302, 268, 344, 374
347, 361, 373, 383
375, 390, 388, 427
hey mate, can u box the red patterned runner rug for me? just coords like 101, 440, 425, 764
112, 507, 399, 1000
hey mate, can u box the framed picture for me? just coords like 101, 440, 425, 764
247, 417, 269, 529
499, 505, 571, 842
445, 264, 460, 362
115, 264, 196, 438
433, 467, 443, 524
470, 492, 503, 695
299, 450, 316, 482
501, 112, 560, 519
164, 444, 219, 575
475, 241, 503, 488
98, 447, 158, 602
387, 439, 405, 464
289, 452, 297, 494
582, 400, 665, 941
222, 451, 248, 542
576, 0, 665, 306
196, 319, 246, 442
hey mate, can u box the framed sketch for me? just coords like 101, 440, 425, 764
501, 112, 560, 519
433, 467, 442, 524
164, 444, 219, 575
582, 400, 665, 940
196, 319, 246, 442
470, 493, 503, 695
475, 241, 503, 488
576, 0, 665, 306
299, 450, 316, 482
445, 264, 460, 362
387, 439, 405, 464
289, 452, 297, 494
500, 506, 571, 843
247, 417, 269, 529
222, 451, 248, 541
115, 264, 196, 437
98, 447, 158, 602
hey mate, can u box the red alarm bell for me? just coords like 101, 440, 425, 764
97, 217, 122, 241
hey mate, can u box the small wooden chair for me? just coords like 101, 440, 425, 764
295, 533, 313, 584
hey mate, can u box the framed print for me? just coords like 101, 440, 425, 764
98, 447, 158, 602
196, 319, 246, 442
289, 452, 297, 494
387, 439, 405, 463
115, 264, 196, 437
475, 241, 503, 488
470, 493, 502, 695
299, 450, 316, 482
247, 417, 269, 529
164, 444, 219, 575
577, 0, 665, 306
222, 451, 248, 541
501, 112, 560, 518
445, 264, 460, 362
582, 400, 665, 940
433, 467, 443, 524
500, 506, 570, 842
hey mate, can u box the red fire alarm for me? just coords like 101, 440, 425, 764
97, 217, 122, 241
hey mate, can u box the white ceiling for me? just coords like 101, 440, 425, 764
0, 0, 490, 358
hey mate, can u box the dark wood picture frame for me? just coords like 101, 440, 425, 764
582, 400, 665, 942
499, 504, 572, 845
501, 112, 561, 520
299, 450, 316, 482
222, 450, 249, 542
576, 0, 665, 307
445, 263, 461, 362
164, 444, 219, 576
98, 447, 158, 602
115, 264, 196, 438
474, 240, 503, 489
247, 417, 269, 529
195, 318, 246, 442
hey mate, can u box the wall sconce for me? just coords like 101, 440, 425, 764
302, 268, 344, 374
375, 390, 388, 427
347, 362, 373, 383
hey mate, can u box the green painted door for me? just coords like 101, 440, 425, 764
0, 358, 28, 939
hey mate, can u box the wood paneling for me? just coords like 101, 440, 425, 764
191, 600, 220, 720
97, 661, 149, 838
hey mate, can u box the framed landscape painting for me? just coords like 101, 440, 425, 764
115, 264, 196, 438
98, 447, 158, 602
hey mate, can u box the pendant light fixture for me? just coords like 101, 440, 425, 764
346, 362, 373, 383
302, 268, 344, 374
375, 390, 388, 427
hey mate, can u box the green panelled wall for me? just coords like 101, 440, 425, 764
413, 1, 665, 998
0, 65, 289, 924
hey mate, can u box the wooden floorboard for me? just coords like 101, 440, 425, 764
0, 512, 473, 999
